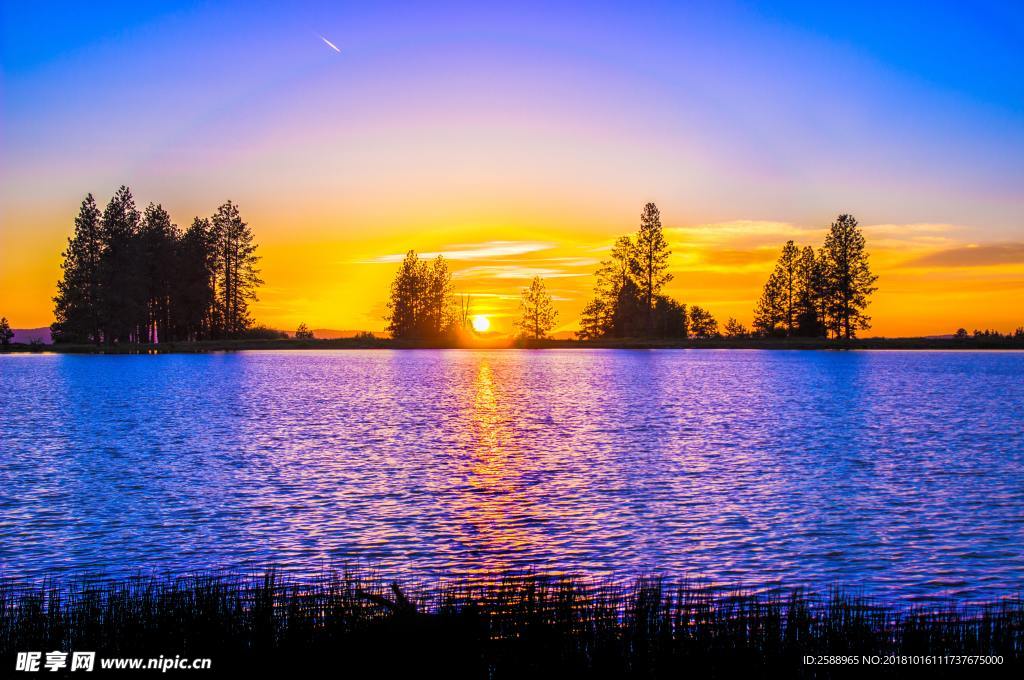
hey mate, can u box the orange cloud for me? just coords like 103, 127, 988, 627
906, 243, 1024, 268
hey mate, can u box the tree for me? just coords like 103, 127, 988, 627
385, 251, 454, 340
579, 236, 636, 340
723, 317, 748, 338
820, 214, 878, 339
98, 186, 142, 344
689, 305, 718, 338
516, 276, 558, 340
138, 203, 179, 343
579, 205, 689, 341
172, 217, 216, 341
421, 256, 453, 338
954, 328, 968, 339
752, 268, 786, 338
794, 246, 825, 337
295, 323, 314, 340
211, 201, 262, 337
651, 296, 687, 338
52, 194, 104, 343
632, 202, 673, 333
752, 240, 800, 337
0, 317, 13, 346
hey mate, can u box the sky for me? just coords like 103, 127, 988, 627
1, 0, 1022, 336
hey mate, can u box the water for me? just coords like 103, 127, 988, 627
1, 350, 1023, 602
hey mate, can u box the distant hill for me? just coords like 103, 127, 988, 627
11, 327, 52, 344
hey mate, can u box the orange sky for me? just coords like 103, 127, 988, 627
2, 205, 1022, 337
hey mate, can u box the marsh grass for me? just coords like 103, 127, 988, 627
1, 570, 1020, 677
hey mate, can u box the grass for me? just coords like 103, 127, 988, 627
1, 570, 1020, 677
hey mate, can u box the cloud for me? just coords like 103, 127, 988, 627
362, 240, 555, 263
696, 248, 781, 266
453, 265, 587, 280
906, 243, 1024, 268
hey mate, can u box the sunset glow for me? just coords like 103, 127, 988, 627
1, 2, 1021, 337
471, 315, 491, 334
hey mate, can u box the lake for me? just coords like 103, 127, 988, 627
2, 349, 1023, 602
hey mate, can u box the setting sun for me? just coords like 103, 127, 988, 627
471, 315, 491, 333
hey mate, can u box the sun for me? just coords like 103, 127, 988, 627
471, 315, 491, 333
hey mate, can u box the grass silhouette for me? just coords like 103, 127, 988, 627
1, 570, 1020, 677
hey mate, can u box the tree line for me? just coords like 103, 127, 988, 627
382, 203, 885, 342
752, 214, 878, 339
52, 187, 262, 344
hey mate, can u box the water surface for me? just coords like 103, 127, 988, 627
2, 350, 1022, 601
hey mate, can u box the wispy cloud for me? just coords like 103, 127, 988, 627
905, 243, 1024, 268
453, 265, 587, 280
362, 240, 555, 264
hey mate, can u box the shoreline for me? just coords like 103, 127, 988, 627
3, 336, 1024, 354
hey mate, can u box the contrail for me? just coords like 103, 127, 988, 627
319, 35, 341, 53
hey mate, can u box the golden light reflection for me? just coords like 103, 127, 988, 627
451, 360, 539, 580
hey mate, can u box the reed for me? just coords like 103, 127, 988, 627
1, 570, 1020, 677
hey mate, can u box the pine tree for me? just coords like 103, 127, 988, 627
794, 245, 825, 337
52, 194, 104, 343
385, 252, 454, 340
385, 251, 423, 340
753, 240, 800, 337
173, 217, 217, 340
820, 214, 878, 339
688, 305, 718, 338
211, 201, 262, 337
516, 276, 558, 340
752, 269, 786, 337
579, 236, 635, 340
138, 203, 179, 342
98, 186, 142, 344
632, 202, 673, 333
0, 317, 13, 346
723, 317, 748, 338
422, 256, 453, 338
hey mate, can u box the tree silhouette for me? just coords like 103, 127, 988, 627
52, 190, 264, 344
753, 240, 801, 337
172, 217, 217, 341
138, 203, 179, 343
753, 268, 786, 338
211, 201, 263, 338
579, 205, 687, 340
385, 251, 455, 340
689, 306, 718, 338
52, 194, 104, 343
723, 317, 748, 338
516, 276, 558, 340
0, 317, 13, 346
794, 246, 825, 337
632, 202, 673, 333
751, 216, 876, 339
820, 214, 878, 339
295, 323, 314, 340
98, 186, 142, 344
